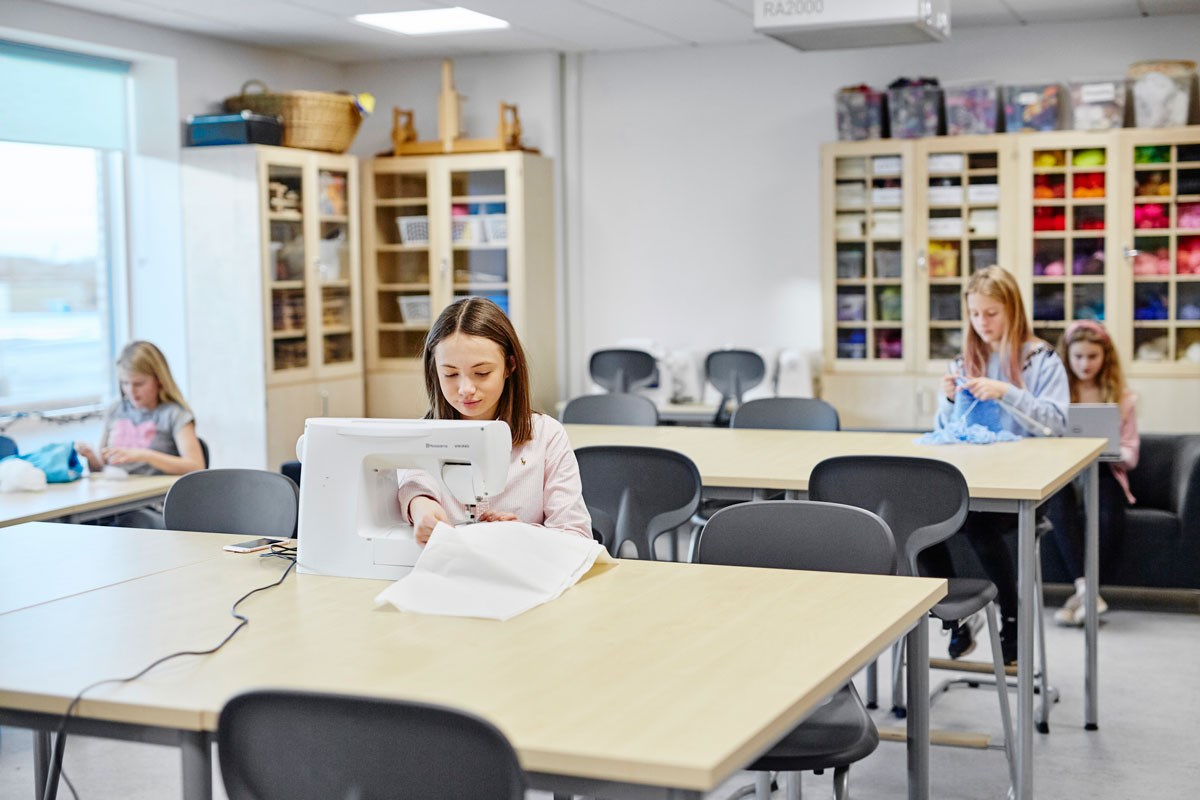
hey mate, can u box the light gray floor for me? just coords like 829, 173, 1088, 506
2, 605, 1197, 800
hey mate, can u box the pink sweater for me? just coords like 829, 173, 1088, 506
397, 413, 593, 539
1111, 389, 1139, 505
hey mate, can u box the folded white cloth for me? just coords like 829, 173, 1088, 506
0, 458, 47, 492
375, 520, 615, 621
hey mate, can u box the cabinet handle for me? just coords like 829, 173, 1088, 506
916, 249, 927, 273
1123, 246, 1139, 260
440, 257, 449, 277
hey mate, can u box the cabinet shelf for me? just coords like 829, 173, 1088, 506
450, 193, 506, 204
378, 282, 433, 291
454, 282, 510, 292
376, 244, 429, 253
378, 322, 431, 332
270, 281, 305, 290
374, 198, 429, 207
321, 325, 354, 336
268, 210, 302, 222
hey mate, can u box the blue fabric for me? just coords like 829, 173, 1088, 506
14, 442, 83, 483
933, 343, 1069, 437
918, 388, 1022, 446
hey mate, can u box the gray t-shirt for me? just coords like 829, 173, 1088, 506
101, 398, 195, 475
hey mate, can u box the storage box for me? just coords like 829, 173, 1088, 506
1070, 79, 1126, 130
836, 213, 866, 238
927, 153, 964, 173
835, 182, 866, 208
186, 111, 282, 147
1004, 84, 1062, 132
870, 211, 903, 239
928, 247, 959, 277
971, 246, 998, 272
871, 186, 902, 206
1129, 60, 1196, 128
837, 293, 867, 322
887, 83, 943, 139
871, 156, 903, 176
928, 185, 963, 205
874, 248, 902, 279
837, 248, 865, 279
967, 183, 1000, 204
397, 216, 429, 245
969, 208, 999, 236
451, 215, 486, 244
944, 82, 999, 135
397, 294, 432, 324
928, 217, 963, 237
483, 214, 508, 245
835, 87, 888, 141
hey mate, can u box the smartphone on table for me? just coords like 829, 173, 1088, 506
223, 537, 286, 553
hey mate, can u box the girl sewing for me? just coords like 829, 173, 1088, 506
399, 297, 592, 544
1045, 319, 1138, 626
930, 266, 1069, 664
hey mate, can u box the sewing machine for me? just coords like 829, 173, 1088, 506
295, 417, 511, 580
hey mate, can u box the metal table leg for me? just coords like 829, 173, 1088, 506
1084, 462, 1099, 730
33, 731, 51, 800
180, 731, 212, 800
905, 619, 929, 800
1016, 500, 1035, 800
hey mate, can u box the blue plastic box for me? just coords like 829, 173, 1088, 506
186, 111, 283, 147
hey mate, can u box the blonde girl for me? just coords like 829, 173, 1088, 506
1046, 320, 1138, 625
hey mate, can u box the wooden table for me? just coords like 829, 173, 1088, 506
0, 474, 177, 528
0, 523, 945, 800
565, 425, 1106, 800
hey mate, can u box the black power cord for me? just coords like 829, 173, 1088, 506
41, 549, 297, 800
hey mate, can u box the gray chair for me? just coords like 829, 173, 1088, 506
809, 456, 1016, 788
705, 349, 766, 426
218, 689, 525, 800
589, 348, 657, 393
732, 397, 840, 431
561, 393, 659, 426
163, 468, 299, 537
575, 445, 701, 559
0, 435, 16, 459
697, 500, 893, 800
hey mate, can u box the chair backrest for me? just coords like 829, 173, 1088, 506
575, 445, 702, 558
199, 437, 210, 468
705, 349, 766, 405
697, 500, 895, 577
219, 689, 525, 800
589, 348, 657, 393
808, 456, 968, 577
732, 397, 840, 431
561, 394, 659, 426
163, 469, 299, 537
0, 435, 16, 460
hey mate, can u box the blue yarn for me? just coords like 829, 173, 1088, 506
916, 387, 1022, 446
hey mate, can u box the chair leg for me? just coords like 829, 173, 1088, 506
686, 520, 703, 563
985, 602, 1017, 793
785, 770, 803, 800
832, 765, 849, 800
1035, 535, 1053, 734
755, 771, 773, 799
865, 659, 878, 709
891, 639, 907, 717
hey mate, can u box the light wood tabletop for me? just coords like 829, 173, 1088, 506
0, 522, 240, 615
0, 474, 178, 528
0, 529, 945, 792
565, 424, 1106, 501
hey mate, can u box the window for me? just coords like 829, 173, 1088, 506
0, 41, 130, 412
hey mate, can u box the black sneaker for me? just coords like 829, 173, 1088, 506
948, 620, 976, 659
1000, 618, 1019, 665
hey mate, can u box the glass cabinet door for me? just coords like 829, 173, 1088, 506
373, 167, 432, 360
266, 162, 309, 374
316, 166, 355, 367
448, 167, 510, 316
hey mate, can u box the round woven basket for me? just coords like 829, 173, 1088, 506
225, 81, 362, 153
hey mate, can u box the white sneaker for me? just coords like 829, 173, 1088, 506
1053, 592, 1084, 627
1071, 594, 1108, 626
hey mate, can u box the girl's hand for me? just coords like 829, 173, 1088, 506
75, 442, 98, 462
409, 496, 450, 545
941, 371, 960, 402
477, 510, 518, 523
960, 376, 1010, 402
101, 447, 149, 465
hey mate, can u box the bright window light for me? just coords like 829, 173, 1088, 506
354, 7, 510, 36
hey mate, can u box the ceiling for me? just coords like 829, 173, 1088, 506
42, 0, 1200, 64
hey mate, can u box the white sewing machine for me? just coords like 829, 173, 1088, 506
295, 417, 511, 580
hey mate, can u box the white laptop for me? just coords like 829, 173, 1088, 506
1066, 403, 1121, 459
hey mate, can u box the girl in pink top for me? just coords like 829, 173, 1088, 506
1046, 320, 1139, 626
399, 297, 592, 545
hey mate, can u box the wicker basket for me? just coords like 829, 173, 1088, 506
224, 80, 362, 153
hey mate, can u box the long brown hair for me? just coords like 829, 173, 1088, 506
117, 341, 191, 412
963, 266, 1037, 387
422, 297, 534, 445
1057, 320, 1126, 403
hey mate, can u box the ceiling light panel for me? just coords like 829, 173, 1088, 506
354, 7, 510, 35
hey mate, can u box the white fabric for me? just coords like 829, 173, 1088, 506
375, 520, 615, 621
0, 458, 47, 492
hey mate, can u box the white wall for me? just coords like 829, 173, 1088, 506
572, 15, 1200, 395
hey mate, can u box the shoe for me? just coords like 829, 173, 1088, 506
1000, 618, 1018, 666
1054, 592, 1084, 627
948, 611, 984, 659
1070, 594, 1109, 626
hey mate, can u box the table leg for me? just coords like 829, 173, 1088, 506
1084, 462, 1099, 730
180, 731, 212, 800
905, 619, 929, 800
1016, 500, 1035, 800
33, 731, 50, 800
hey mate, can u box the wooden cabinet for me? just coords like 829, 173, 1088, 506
182, 145, 363, 469
822, 127, 1200, 432
362, 152, 557, 417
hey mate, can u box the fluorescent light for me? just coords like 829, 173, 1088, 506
354, 7, 510, 36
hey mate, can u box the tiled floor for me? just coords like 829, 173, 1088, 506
3, 605, 1198, 799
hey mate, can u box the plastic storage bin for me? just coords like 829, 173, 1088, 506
887, 81, 943, 139
837, 293, 867, 321
397, 216, 429, 245
1129, 60, 1196, 128
1070, 79, 1126, 130
837, 248, 865, 279
1004, 84, 1062, 132
944, 82, 999, 135
874, 249, 902, 279
397, 294, 432, 324
186, 111, 282, 147
451, 216, 486, 244
835, 86, 888, 141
